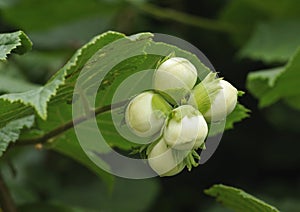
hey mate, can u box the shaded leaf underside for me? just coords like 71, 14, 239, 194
247, 48, 300, 109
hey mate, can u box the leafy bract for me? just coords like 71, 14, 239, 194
207, 102, 250, 137
205, 184, 279, 212
225, 103, 250, 130
0, 115, 34, 157
247, 48, 300, 109
0, 31, 32, 60
240, 20, 300, 63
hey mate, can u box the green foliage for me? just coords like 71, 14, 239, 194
0, 0, 300, 212
205, 184, 279, 212
207, 103, 250, 137
225, 103, 250, 130
0, 31, 124, 122
47, 127, 114, 188
0, 30, 249, 187
247, 48, 300, 109
1, 148, 159, 212
0, 30, 32, 60
1, 0, 120, 31
0, 0, 298, 211
239, 0, 300, 18
219, 0, 300, 45
240, 20, 300, 63
222, 0, 299, 110
219, 0, 300, 111
1, 0, 122, 49
219, 0, 268, 45
0, 115, 34, 156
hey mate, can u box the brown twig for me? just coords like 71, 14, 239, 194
17, 100, 129, 145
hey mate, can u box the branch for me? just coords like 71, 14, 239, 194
130, 1, 235, 33
0, 172, 17, 212
17, 100, 129, 145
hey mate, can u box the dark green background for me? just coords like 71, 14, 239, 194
0, 0, 299, 211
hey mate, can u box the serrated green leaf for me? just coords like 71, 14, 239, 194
0, 72, 67, 120
204, 184, 279, 212
247, 48, 300, 109
0, 31, 126, 186
0, 31, 125, 121
0, 31, 32, 60
240, 20, 300, 63
0, 115, 34, 157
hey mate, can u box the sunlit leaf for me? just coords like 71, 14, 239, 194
0, 31, 124, 121
0, 31, 32, 60
205, 184, 279, 212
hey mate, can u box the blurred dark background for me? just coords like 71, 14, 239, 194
0, 0, 299, 211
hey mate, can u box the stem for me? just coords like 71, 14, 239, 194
17, 100, 129, 145
130, 1, 235, 33
0, 172, 17, 212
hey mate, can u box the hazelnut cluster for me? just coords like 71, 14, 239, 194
125, 57, 238, 176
